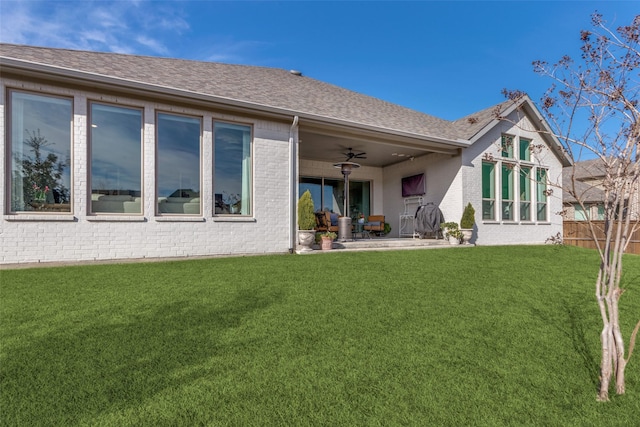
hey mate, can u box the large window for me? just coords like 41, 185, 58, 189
501, 134, 514, 158
214, 122, 252, 215
482, 162, 495, 220
501, 164, 514, 220
536, 168, 548, 221
157, 113, 201, 215
299, 177, 371, 218
90, 103, 143, 214
519, 138, 531, 161
9, 91, 72, 213
520, 167, 531, 221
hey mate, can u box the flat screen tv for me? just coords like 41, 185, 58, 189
401, 173, 425, 198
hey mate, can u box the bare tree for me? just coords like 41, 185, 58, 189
505, 13, 640, 401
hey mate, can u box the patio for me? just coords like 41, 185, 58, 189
317, 236, 455, 252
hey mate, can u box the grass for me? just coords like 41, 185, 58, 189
1, 245, 639, 426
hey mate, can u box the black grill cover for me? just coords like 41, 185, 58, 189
414, 203, 444, 238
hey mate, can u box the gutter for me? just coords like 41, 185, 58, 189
289, 116, 299, 254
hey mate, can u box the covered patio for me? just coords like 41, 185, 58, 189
296, 119, 466, 240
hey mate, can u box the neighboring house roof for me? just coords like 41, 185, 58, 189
0, 43, 570, 166
563, 174, 606, 203
563, 159, 620, 203
563, 160, 605, 203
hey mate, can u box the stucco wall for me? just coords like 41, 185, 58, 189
382, 152, 463, 237
1, 78, 293, 265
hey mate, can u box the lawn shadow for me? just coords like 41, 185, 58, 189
1, 287, 283, 425
529, 299, 600, 391
561, 299, 600, 391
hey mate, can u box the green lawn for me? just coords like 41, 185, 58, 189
1, 245, 639, 426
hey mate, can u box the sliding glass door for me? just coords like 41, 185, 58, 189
300, 176, 370, 218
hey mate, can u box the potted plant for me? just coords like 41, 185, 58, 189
441, 221, 462, 245
297, 190, 316, 252
460, 202, 475, 244
320, 231, 337, 250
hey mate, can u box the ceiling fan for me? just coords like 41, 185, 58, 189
342, 147, 367, 162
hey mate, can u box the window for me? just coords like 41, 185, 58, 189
299, 177, 371, 218
596, 204, 605, 220
90, 103, 143, 214
520, 167, 531, 221
519, 138, 531, 162
9, 91, 72, 213
536, 168, 548, 221
574, 204, 588, 221
502, 164, 514, 220
214, 122, 252, 215
482, 162, 495, 220
501, 134, 514, 158
157, 113, 201, 215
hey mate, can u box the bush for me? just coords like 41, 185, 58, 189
460, 203, 476, 229
297, 190, 316, 230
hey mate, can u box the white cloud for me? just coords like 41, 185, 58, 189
199, 38, 270, 64
0, 0, 188, 55
135, 35, 168, 55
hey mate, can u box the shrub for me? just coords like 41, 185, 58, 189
460, 203, 476, 229
297, 190, 316, 230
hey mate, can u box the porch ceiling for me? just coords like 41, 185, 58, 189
298, 128, 462, 168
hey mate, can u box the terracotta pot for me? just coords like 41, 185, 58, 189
321, 237, 334, 250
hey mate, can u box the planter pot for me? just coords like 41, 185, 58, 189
460, 229, 473, 245
321, 237, 334, 250
448, 235, 461, 245
298, 230, 316, 252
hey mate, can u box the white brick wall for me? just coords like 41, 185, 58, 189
461, 110, 565, 245
1, 77, 567, 265
1, 79, 293, 265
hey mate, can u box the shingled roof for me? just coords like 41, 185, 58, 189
0, 43, 510, 143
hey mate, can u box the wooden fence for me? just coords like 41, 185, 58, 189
563, 221, 640, 255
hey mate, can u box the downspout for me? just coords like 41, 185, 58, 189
289, 115, 300, 253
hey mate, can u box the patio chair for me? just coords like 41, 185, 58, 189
364, 215, 386, 236
315, 211, 339, 233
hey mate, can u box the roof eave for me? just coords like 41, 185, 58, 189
1, 56, 468, 150
468, 96, 572, 167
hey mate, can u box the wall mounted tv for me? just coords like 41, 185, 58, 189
401, 173, 426, 198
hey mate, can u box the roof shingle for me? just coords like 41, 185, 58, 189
0, 43, 508, 142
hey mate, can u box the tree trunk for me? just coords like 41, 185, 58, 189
599, 322, 612, 401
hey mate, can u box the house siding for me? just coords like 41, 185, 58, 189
381, 152, 463, 237
461, 110, 564, 245
1, 78, 293, 265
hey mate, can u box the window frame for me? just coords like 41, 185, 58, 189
7, 89, 74, 215
213, 120, 253, 216
519, 166, 532, 221
88, 101, 144, 215
574, 203, 588, 221
501, 134, 515, 159
299, 175, 372, 218
519, 137, 531, 162
536, 168, 549, 222
155, 111, 203, 216
481, 161, 496, 221
501, 162, 515, 221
